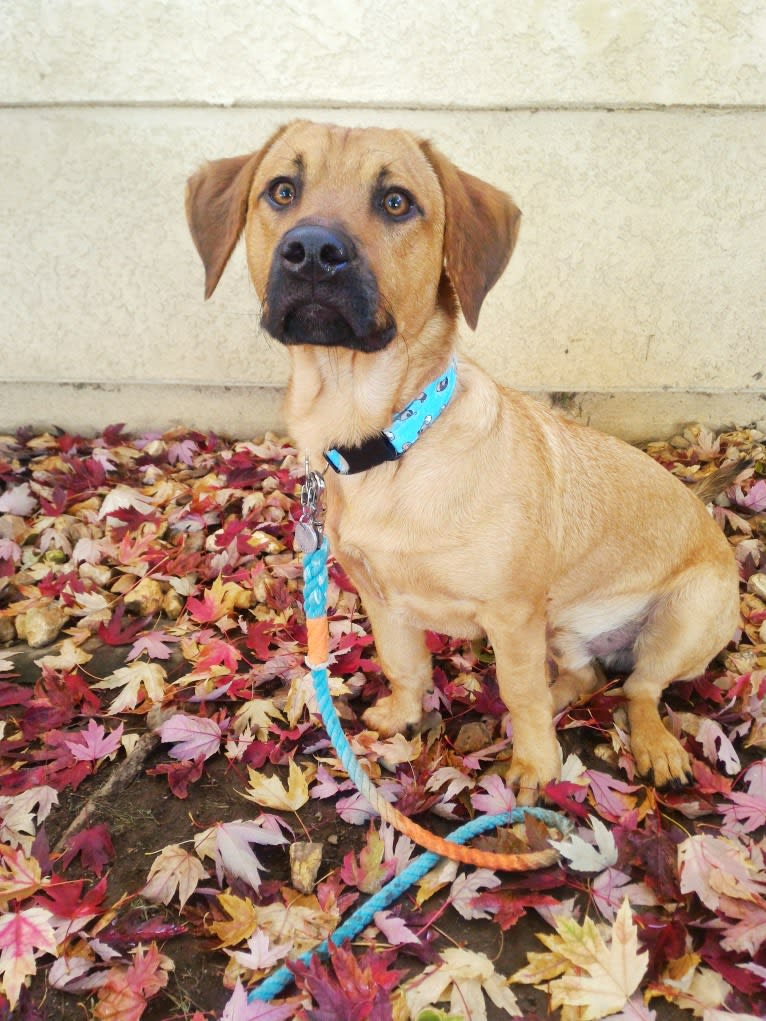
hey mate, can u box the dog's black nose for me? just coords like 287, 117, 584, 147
279, 225, 355, 281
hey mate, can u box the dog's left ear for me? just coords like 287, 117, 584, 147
420, 141, 521, 330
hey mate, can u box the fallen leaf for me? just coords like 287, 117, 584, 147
64, 720, 124, 763
194, 819, 288, 891
404, 947, 521, 1020
242, 758, 314, 811
511, 898, 647, 1020
0, 906, 58, 1008
142, 844, 208, 909
159, 713, 223, 761
550, 816, 618, 873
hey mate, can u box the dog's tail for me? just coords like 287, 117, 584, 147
688, 459, 752, 503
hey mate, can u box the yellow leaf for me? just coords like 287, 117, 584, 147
210, 893, 258, 947
243, 759, 314, 811
33, 639, 92, 671
0, 846, 45, 910
252, 894, 337, 956
415, 859, 458, 907
234, 698, 285, 739
512, 899, 648, 1021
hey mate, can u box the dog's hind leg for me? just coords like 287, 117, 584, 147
623, 564, 739, 787
550, 662, 604, 714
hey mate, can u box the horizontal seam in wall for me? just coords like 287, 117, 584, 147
1, 380, 763, 396
1, 101, 766, 114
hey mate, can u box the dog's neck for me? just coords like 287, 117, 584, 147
283, 306, 458, 467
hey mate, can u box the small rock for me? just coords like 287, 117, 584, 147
124, 577, 164, 616
454, 720, 494, 754
79, 562, 112, 587
0, 617, 16, 643
163, 589, 185, 619
0, 514, 27, 542
22, 604, 67, 648
290, 842, 323, 894
142, 439, 167, 458
251, 574, 273, 606
747, 573, 766, 600
42, 549, 68, 565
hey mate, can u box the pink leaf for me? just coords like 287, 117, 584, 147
167, 439, 198, 465
0, 907, 58, 1009
697, 719, 740, 775
222, 979, 300, 1020
373, 909, 421, 946
64, 721, 124, 763
159, 714, 223, 761
450, 869, 502, 920
0, 483, 37, 515
744, 760, 766, 799
127, 632, 179, 662
720, 791, 766, 835
585, 770, 640, 822
470, 773, 516, 815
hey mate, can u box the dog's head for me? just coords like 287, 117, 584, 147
186, 121, 521, 350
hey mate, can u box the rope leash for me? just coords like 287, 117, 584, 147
247, 515, 571, 1004
297, 537, 565, 871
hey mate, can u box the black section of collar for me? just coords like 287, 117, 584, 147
323, 433, 399, 475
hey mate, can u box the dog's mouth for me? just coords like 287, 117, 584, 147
282, 302, 357, 348
266, 298, 397, 353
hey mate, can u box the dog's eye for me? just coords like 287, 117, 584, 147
268, 179, 297, 207
382, 189, 413, 218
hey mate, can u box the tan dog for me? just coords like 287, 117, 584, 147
186, 121, 740, 802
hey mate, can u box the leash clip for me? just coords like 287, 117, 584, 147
295, 455, 326, 554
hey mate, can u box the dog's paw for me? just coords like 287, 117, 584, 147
505, 745, 562, 806
362, 694, 423, 738
632, 730, 692, 789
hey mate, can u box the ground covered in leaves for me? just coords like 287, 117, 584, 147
0, 422, 765, 1021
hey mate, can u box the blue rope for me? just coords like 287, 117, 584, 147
248, 805, 564, 1002
247, 538, 570, 1004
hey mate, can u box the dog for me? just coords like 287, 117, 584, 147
186, 120, 741, 802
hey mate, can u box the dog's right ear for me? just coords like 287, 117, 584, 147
185, 125, 287, 299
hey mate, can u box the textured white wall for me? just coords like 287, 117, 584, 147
1, 1, 765, 438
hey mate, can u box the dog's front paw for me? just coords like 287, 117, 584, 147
632, 728, 692, 788
362, 694, 423, 737
505, 744, 562, 806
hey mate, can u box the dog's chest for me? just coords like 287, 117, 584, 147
328, 502, 486, 639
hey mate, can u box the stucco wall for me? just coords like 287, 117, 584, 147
1, 1, 765, 439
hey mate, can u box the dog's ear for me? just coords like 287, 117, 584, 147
420, 141, 521, 330
185, 125, 287, 299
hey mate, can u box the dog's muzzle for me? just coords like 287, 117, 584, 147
262, 222, 396, 352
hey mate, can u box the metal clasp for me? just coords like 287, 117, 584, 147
295, 455, 327, 553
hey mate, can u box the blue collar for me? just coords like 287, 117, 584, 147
324, 359, 458, 475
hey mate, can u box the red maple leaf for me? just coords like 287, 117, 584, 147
34, 876, 108, 920
59, 824, 115, 875
0, 683, 33, 709
542, 779, 591, 819
245, 621, 276, 660
469, 890, 559, 930
146, 757, 205, 799
98, 603, 151, 646
290, 940, 402, 1021
38, 484, 68, 516
96, 912, 186, 950
615, 815, 683, 901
